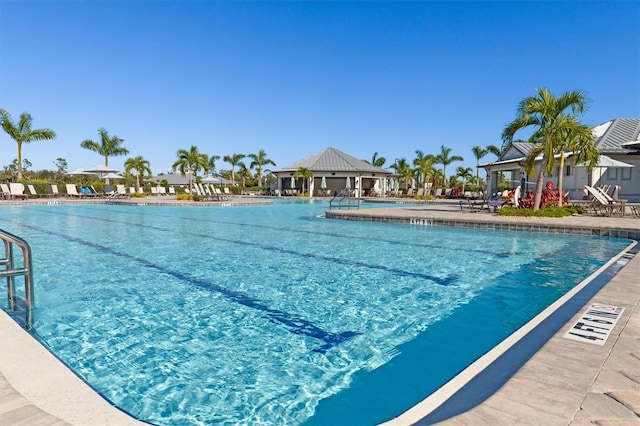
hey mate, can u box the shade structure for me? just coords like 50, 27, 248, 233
345, 177, 351, 189
575, 154, 634, 168
101, 172, 125, 180
85, 164, 119, 174
290, 175, 296, 188
66, 168, 96, 176
321, 176, 327, 189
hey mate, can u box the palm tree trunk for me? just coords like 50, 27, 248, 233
533, 161, 547, 211
557, 154, 565, 207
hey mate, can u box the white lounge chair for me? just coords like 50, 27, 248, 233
1, 183, 12, 199
65, 184, 83, 198
585, 186, 623, 216
49, 184, 61, 197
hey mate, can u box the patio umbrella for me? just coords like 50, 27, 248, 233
576, 155, 634, 186
290, 175, 296, 188
66, 168, 96, 176
101, 173, 125, 180
321, 176, 327, 189
66, 168, 97, 185
84, 164, 119, 177
345, 177, 351, 189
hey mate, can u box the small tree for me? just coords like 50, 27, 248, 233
124, 156, 152, 192
294, 167, 314, 196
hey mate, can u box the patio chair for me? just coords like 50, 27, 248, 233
49, 184, 61, 197
65, 184, 83, 198
1, 183, 11, 199
584, 186, 622, 217
8, 183, 28, 199
593, 186, 626, 217
27, 184, 42, 198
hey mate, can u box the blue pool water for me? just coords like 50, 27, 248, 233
0, 200, 631, 425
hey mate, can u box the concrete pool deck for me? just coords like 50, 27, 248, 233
0, 198, 638, 425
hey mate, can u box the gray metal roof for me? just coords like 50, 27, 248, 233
594, 118, 640, 154
500, 142, 536, 161
275, 147, 391, 175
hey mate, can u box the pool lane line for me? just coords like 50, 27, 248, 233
66, 204, 515, 259
5, 218, 357, 354
21, 206, 457, 285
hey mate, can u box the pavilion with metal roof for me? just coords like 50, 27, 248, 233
273, 147, 392, 197
481, 118, 640, 202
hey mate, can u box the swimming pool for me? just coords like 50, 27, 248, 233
0, 200, 632, 425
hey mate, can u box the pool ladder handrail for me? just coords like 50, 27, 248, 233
0, 229, 34, 330
329, 190, 360, 210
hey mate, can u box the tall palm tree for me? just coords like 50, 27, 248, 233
502, 87, 590, 210
391, 158, 412, 190
294, 167, 314, 196
172, 145, 207, 193
81, 128, 129, 167
1, 111, 56, 180
413, 150, 436, 194
124, 156, 152, 192
237, 163, 251, 191
455, 166, 474, 192
223, 153, 245, 185
434, 145, 463, 188
554, 121, 598, 207
471, 144, 501, 187
248, 150, 276, 188
363, 152, 386, 168
203, 153, 221, 177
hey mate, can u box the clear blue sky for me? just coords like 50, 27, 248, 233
1, 1, 639, 176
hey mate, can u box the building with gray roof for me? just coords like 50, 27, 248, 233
481, 118, 640, 202
274, 147, 392, 197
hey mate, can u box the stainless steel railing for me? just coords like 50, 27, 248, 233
0, 229, 34, 330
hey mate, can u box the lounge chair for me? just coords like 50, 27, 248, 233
168, 186, 175, 195
27, 184, 41, 198
1, 183, 12, 199
49, 184, 60, 197
66, 184, 83, 198
584, 186, 623, 216
8, 183, 28, 199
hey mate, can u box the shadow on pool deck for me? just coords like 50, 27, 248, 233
0, 200, 638, 425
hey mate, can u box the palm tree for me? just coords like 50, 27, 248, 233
554, 121, 598, 207
455, 166, 474, 192
434, 145, 463, 188
203, 154, 221, 177
248, 150, 276, 188
81, 128, 129, 167
223, 153, 245, 185
363, 152, 386, 168
172, 145, 207, 193
1, 111, 56, 180
124, 156, 152, 192
413, 150, 436, 194
471, 145, 501, 187
294, 167, 314, 196
502, 87, 590, 210
237, 163, 251, 191
391, 158, 412, 190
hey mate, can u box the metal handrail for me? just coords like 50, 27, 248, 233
0, 229, 34, 330
329, 191, 360, 210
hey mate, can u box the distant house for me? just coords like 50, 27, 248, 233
481, 118, 640, 202
146, 173, 191, 187
274, 147, 392, 197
